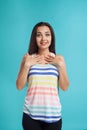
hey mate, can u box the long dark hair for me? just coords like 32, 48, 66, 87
28, 22, 56, 54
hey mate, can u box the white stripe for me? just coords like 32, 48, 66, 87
31, 64, 58, 69
29, 69, 58, 74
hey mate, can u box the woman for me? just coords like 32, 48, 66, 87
16, 22, 69, 130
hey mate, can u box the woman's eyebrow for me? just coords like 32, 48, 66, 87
36, 31, 51, 34
36, 32, 41, 34
37, 31, 50, 33
45, 31, 51, 33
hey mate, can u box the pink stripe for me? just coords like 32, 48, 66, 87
28, 86, 57, 92
27, 91, 57, 96
27, 86, 58, 96
25, 94, 60, 106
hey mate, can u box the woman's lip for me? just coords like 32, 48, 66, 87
40, 42, 48, 45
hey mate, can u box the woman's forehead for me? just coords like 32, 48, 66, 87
36, 26, 51, 32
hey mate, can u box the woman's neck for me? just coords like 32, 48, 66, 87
38, 49, 50, 56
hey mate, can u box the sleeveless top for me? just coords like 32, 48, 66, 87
23, 63, 62, 123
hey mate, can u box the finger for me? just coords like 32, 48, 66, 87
45, 56, 53, 61
35, 56, 42, 60
24, 53, 29, 57
34, 55, 40, 58
50, 53, 55, 58
45, 55, 54, 60
45, 53, 55, 58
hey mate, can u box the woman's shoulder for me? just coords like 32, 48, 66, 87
23, 53, 36, 57
56, 54, 64, 60
31, 53, 36, 57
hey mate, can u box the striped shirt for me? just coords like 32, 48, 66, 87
23, 64, 62, 123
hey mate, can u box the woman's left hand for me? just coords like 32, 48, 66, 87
45, 54, 64, 68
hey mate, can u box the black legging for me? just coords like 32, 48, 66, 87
22, 113, 62, 130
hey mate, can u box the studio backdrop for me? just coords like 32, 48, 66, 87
0, 0, 87, 130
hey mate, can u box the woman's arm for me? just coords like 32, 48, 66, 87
16, 55, 30, 90
56, 55, 69, 90
45, 54, 69, 91
16, 53, 42, 90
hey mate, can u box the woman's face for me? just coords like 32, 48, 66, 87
36, 26, 52, 50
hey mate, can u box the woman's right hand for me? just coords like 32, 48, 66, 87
23, 53, 42, 68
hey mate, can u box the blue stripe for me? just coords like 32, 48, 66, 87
28, 72, 58, 77
30, 68, 58, 71
29, 114, 61, 119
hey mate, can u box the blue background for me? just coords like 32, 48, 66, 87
0, 0, 87, 130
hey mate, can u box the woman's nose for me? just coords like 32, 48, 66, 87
41, 35, 46, 40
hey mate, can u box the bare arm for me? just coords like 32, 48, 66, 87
56, 55, 69, 90
16, 56, 30, 90
16, 53, 42, 90
45, 54, 69, 91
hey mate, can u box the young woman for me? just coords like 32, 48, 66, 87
16, 22, 69, 130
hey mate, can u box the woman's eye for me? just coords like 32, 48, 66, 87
46, 33, 50, 36
36, 33, 51, 37
36, 33, 42, 37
